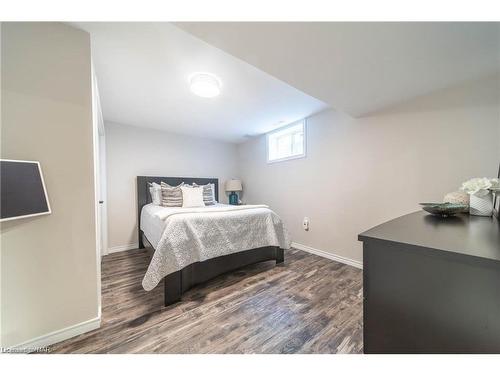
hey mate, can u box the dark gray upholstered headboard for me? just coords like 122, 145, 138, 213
137, 176, 219, 248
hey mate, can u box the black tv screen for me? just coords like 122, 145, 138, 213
1, 159, 51, 221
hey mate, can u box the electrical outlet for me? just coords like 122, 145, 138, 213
303, 217, 310, 231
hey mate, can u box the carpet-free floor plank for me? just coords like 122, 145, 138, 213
49, 248, 363, 353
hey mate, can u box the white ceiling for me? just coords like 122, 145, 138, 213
177, 22, 500, 116
74, 22, 328, 143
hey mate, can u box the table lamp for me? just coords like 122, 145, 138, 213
225, 179, 242, 205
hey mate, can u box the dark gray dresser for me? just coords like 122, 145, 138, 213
359, 211, 500, 353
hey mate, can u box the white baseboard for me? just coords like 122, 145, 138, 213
9, 316, 100, 353
107, 242, 139, 254
291, 242, 363, 269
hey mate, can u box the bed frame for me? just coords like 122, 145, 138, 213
137, 176, 284, 306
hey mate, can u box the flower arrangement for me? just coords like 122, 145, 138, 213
460, 177, 500, 197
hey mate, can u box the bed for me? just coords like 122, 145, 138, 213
137, 176, 290, 306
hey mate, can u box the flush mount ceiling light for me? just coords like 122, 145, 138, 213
189, 73, 221, 98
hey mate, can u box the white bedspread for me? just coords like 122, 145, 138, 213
141, 204, 291, 291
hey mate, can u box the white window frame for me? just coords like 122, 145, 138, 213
266, 119, 307, 164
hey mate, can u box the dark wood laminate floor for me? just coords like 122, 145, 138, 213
49, 248, 363, 353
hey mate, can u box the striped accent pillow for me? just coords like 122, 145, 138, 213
193, 183, 216, 205
160, 182, 184, 207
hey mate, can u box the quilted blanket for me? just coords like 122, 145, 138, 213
142, 204, 291, 291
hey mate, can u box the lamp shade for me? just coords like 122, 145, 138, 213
225, 179, 242, 192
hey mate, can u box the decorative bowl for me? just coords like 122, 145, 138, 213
419, 203, 469, 217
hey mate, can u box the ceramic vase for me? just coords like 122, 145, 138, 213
469, 192, 494, 217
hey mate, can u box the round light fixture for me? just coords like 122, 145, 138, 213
189, 73, 221, 98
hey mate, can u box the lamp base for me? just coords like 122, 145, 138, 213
229, 192, 239, 205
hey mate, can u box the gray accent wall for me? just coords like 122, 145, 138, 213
104, 121, 239, 250
237, 75, 500, 263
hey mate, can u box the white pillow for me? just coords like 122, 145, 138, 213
148, 182, 162, 205
191, 182, 217, 205
180, 186, 205, 208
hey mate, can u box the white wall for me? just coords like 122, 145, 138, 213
237, 75, 500, 264
1, 23, 98, 347
105, 122, 239, 250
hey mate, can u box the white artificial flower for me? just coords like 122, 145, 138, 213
460, 177, 500, 197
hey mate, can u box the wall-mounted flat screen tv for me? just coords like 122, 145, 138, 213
1, 159, 51, 222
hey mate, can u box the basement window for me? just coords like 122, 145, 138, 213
267, 120, 306, 163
